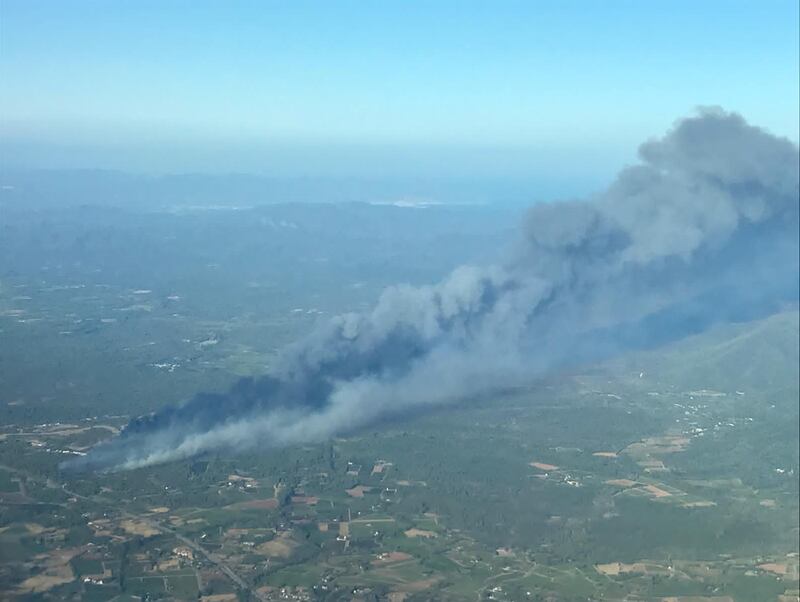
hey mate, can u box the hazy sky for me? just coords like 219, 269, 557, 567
1, 0, 798, 188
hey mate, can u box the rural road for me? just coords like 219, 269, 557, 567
0, 462, 267, 601
144, 517, 269, 601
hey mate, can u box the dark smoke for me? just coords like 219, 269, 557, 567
65, 109, 800, 472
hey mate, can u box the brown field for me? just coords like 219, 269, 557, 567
88, 518, 114, 537
645, 435, 691, 451
395, 480, 427, 487
404, 528, 437, 538
15, 547, 82, 594
256, 532, 296, 558
351, 517, 396, 524
372, 551, 413, 566
623, 434, 691, 474
346, 485, 371, 498
399, 577, 440, 592
339, 522, 349, 537
606, 479, 638, 487
201, 594, 239, 602
225, 528, 252, 538
758, 563, 790, 575
595, 562, 635, 576
593, 452, 618, 458
157, 557, 180, 571
119, 519, 160, 537
529, 462, 558, 471
595, 562, 667, 576
23, 522, 46, 535
235, 498, 278, 510
16, 569, 75, 594
318, 522, 329, 532
148, 506, 170, 513
643, 485, 673, 498
290, 495, 319, 505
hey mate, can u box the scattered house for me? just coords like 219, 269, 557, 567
226, 474, 258, 489
173, 546, 194, 560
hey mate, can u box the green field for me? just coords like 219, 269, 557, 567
0, 201, 797, 601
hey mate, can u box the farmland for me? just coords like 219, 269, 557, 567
1, 201, 797, 600
1, 319, 797, 601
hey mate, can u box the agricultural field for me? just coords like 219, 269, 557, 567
1, 202, 798, 601
1, 316, 797, 601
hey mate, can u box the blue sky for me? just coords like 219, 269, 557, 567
1, 0, 798, 190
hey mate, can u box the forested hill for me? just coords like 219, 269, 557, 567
606, 309, 799, 401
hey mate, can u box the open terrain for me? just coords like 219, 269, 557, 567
1, 202, 797, 601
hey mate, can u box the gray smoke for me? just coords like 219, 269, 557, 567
66, 108, 799, 472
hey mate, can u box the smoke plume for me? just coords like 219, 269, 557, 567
66, 109, 800, 472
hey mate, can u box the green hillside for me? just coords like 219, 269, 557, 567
612, 309, 800, 400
